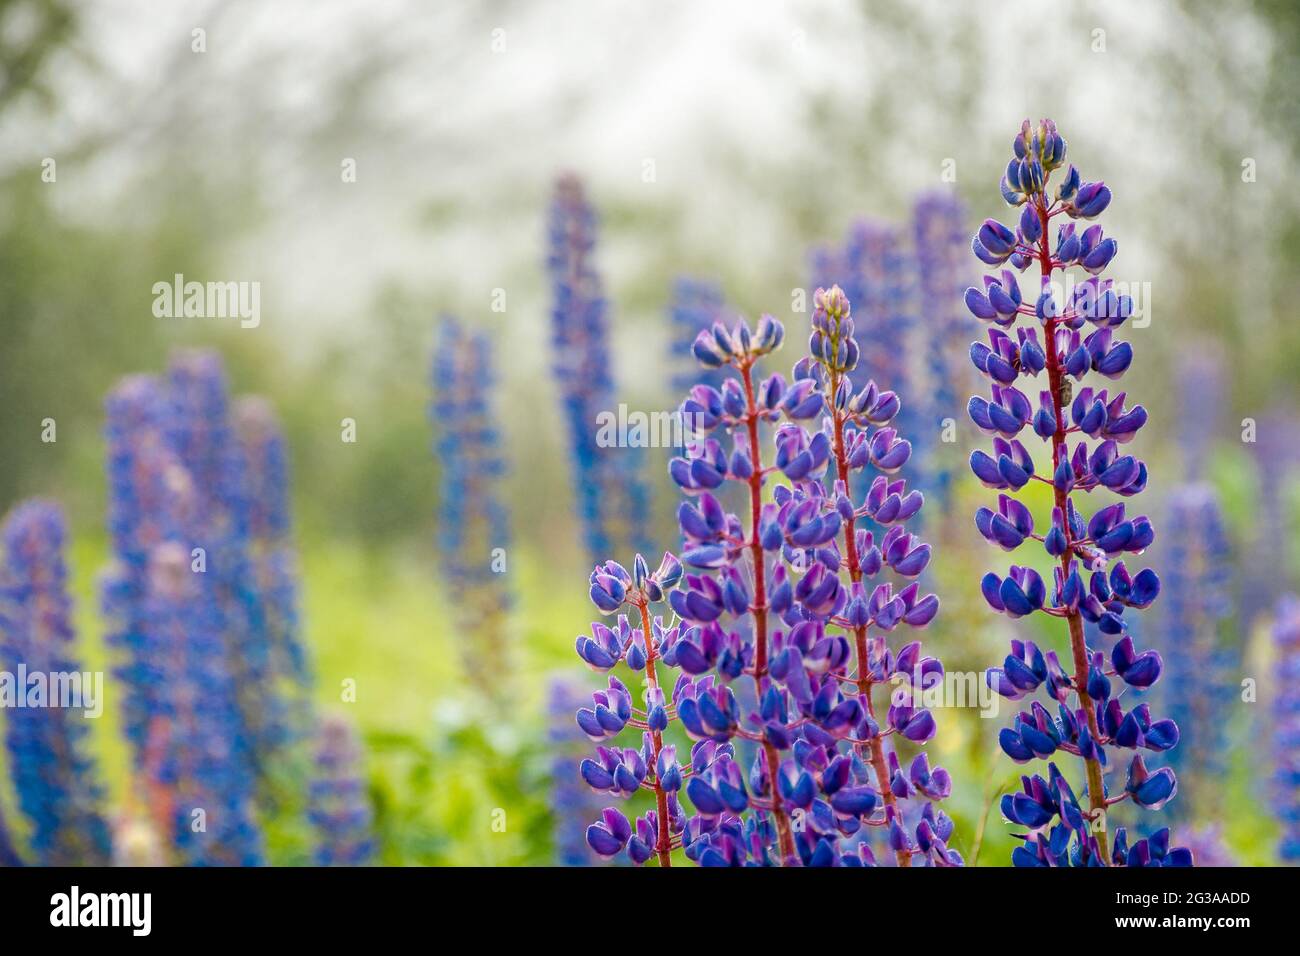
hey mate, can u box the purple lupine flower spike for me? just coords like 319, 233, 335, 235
571, 285, 958, 867
969, 120, 1189, 866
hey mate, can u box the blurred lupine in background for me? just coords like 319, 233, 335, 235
809, 208, 972, 516
101, 371, 261, 865
668, 277, 729, 394
102, 375, 184, 769
1159, 354, 1233, 825
167, 352, 284, 778
546, 677, 607, 865
235, 398, 313, 742
431, 316, 513, 697
1159, 485, 1233, 821
810, 224, 920, 527
573, 288, 958, 866
1275, 596, 1300, 863
547, 173, 652, 562
308, 714, 375, 866
146, 539, 264, 865
1245, 413, 1299, 626
94, 352, 316, 864
911, 191, 973, 513
1177, 825, 1236, 868
0, 501, 111, 866
969, 120, 1189, 866
1173, 351, 1224, 481
811, 223, 918, 450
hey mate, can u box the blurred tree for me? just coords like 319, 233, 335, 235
0, 0, 75, 110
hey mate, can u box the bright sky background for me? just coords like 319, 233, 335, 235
4, 0, 1284, 376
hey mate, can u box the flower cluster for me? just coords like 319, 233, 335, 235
1160, 485, 1234, 817
968, 119, 1188, 865
547, 173, 652, 561
0, 501, 111, 865
1274, 596, 1300, 862
431, 316, 513, 694
573, 286, 959, 866
308, 714, 376, 866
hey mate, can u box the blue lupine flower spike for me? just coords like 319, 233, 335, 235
969, 120, 1189, 866
0, 501, 112, 865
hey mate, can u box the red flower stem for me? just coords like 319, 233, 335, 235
829, 369, 912, 867
637, 598, 673, 868
1036, 198, 1110, 863
739, 359, 797, 865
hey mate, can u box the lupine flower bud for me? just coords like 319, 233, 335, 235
1069, 181, 1112, 219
